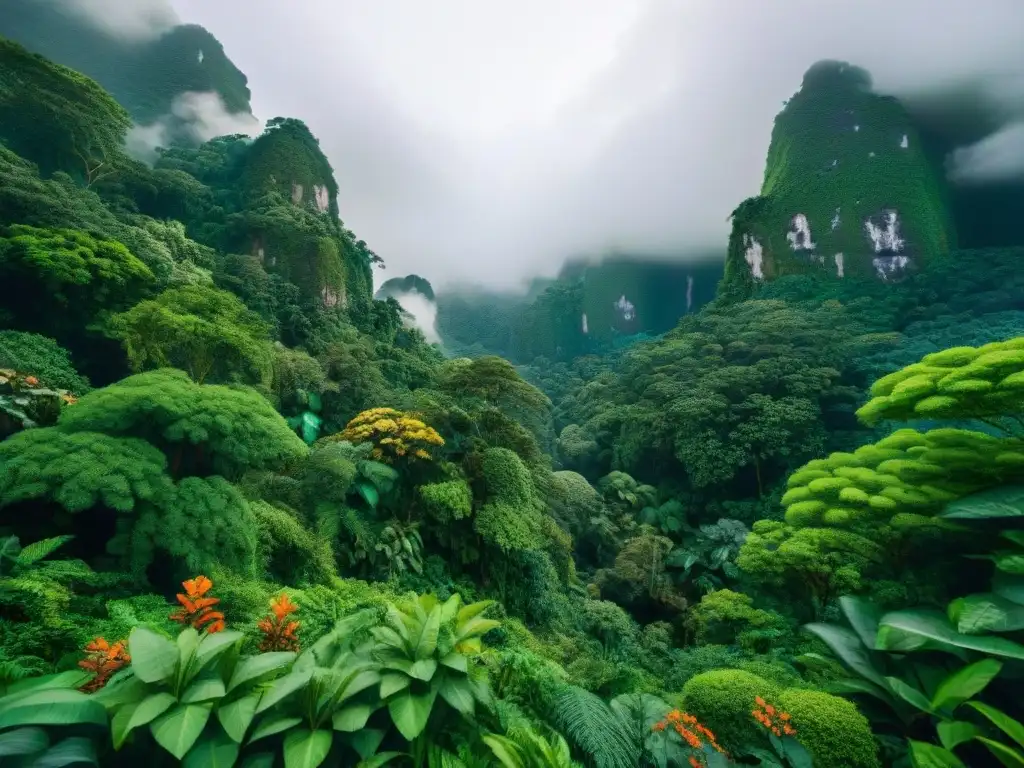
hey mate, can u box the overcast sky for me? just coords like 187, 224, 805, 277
84, 0, 1024, 290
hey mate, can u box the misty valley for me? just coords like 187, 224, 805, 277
1, 1, 1024, 767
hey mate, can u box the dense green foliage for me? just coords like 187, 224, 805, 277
2, 28, 1024, 768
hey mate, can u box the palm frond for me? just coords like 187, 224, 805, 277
552, 686, 638, 768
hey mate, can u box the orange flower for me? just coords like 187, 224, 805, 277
652, 709, 726, 765
170, 575, 225, 633
258, 593, 301, 652
752, 695, 798, 740
23, 376, 38, 386
78, 636, 130, 693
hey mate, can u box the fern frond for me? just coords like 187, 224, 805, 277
16, 535, 74, 566
552, 686, 638, 768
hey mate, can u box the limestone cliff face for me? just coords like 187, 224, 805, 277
721, 60, 956, 297
0, 2, 251, 124
236, 118, 372, 311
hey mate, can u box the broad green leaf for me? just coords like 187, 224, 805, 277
5, 670, 90, 696
388, 686, 438, 740
411, 607, 441, 660
977, 738, 1024, 767
177, 628, 201, 667
0, 727, 48, 756
33, 736, 98, 767
340, 670, 381, 701
779, 735, 814, 768
248, 716, 302, 744
886, 677, 933, 713
349, 729, 386, 760
150, 703, 212, 759
802, 622, 889, 690
439, 653, 467, 673
942, 486, 1024, 519
438, 676, 474, 715
227, 652, 295, 693
967, 702, 1024, 749
994, 573, 1024, 606
839, 596, 884, 649
456, 617, 499, 642
117, 692, 176, 746
356, 753, 406, 768
128, 627, 179, 684
183, 729, 240, 768
92, 675, 147, 710
931, 659, 1002, 711
826, 677, 893, 702
408, 659, 437, 682
879, 610, 1024, 660
995, 554, 1024, 575
439, 595, 461, 625
254, 668, 312, 714
379, 673, 410, 699
195, 631, 245, 669
332, 703, 374, 732
455, 600, 493, 626
217, 692, 260, 743
875, 622, 933, 654
957, 594, 1024, 634
110, 704, 138, 750
937, 721, 982, 751
908, 740, 966, 767
0, 689, 107, 729
181, 676, 226, 703
283, 728, 333, 768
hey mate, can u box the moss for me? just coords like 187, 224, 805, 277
722, 60, 955, 297
777, 688, 880, 768
680, 669, 781, 754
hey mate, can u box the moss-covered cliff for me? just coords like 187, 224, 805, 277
0, 2, 251, 124
721, 60, 955, 298
231, 119, 373, 312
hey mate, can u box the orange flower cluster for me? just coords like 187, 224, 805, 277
78, 637, 130, 693
257, 593, 300, 652
652, 710, 726, 766
170, 575, 225, 634
752, 696, 796, 738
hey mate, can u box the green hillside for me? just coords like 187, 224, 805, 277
0, 0, 251, 124
722, 60, 956, 297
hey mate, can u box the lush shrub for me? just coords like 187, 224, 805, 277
681, 669, 781, 754
0, 331, 90, 392
777, 687, 880, 768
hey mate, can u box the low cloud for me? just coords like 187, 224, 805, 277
127, 92, 263, 163
948, 121, 1024, 184
52, 0, 179, 41
391, 292, 442, 346
167, 0, 1024, 289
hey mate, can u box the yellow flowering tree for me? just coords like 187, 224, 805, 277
328, 407, 444, 463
